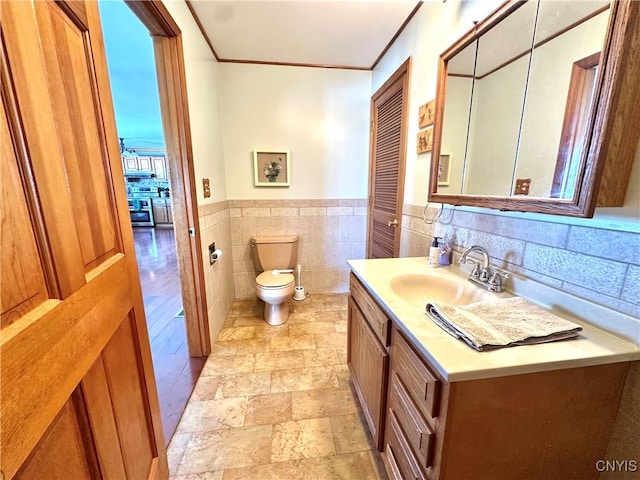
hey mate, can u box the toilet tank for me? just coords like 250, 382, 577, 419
250, 235, 299, 272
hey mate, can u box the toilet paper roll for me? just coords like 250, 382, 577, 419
212, 249, 223, 261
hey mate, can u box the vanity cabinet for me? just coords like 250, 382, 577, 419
347, 274, 390, 450
348, 274, 631, 480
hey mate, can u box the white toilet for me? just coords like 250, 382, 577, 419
250, 235, 299, 325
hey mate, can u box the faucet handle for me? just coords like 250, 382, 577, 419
463, 259, 481, 278
488, 269, 509, 284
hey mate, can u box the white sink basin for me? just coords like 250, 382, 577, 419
388, 271, 501, 307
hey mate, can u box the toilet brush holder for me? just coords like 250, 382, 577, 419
293, 286, 306, 301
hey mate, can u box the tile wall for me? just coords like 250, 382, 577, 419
229, 199, 367, 298
400, 204, 639, 319
199, 201, 236, 342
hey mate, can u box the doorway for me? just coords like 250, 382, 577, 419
99, 0, 209, 444
367, 58, 411, 258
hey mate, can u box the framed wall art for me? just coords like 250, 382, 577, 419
419, 100, 435, 128
417, 127, 433, 154
438, 153, 452, 186
253, 150, 290, 187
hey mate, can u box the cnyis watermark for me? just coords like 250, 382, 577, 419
595, 459, 638, 473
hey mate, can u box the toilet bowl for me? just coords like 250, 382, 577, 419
250, 235, 299, 325
255, 270, 295, 325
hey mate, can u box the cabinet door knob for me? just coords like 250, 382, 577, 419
388, 218, 399, 228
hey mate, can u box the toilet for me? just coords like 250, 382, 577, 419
250, 235, 299, 325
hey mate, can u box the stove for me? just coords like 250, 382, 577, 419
127, 197, 155, 227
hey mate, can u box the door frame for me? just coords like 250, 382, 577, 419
124, 0, 211, 356
366, 57, 411, 258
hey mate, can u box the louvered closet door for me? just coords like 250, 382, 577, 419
367, 59, 410, 259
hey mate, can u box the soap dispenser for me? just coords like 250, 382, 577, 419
428, 237, 441, 268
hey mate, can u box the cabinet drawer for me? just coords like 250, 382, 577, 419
389, 373, 435, 472
350, 273, 390, 346
384, 410, 427, 480
392, 329, 441, 420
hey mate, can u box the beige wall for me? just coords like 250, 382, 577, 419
219, 63, 371, 200
163, 0, 227, 204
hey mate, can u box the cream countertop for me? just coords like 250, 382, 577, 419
348, 257, 640, 382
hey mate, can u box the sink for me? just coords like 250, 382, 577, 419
388, 272, 499, 307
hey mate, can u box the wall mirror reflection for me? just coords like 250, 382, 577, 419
429, 0, 636, 217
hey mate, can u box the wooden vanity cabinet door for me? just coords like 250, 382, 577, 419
347, 296, 389, 451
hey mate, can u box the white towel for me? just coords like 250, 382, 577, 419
425, 297, 583, 352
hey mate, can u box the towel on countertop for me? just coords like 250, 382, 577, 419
425, 297, 583, 352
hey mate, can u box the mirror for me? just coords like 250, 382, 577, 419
430, 0, 636, 217
463, 0, 539, 197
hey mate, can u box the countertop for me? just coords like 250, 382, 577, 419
348, 257, 640, 382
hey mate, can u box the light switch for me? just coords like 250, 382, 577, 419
203, 178, 211, 198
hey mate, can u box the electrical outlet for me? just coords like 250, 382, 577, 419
209, 242, 216, 265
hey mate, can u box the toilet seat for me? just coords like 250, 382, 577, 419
256, 271, 295, 289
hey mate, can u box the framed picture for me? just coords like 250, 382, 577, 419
419, 100, 435, 128
417, 127, 433, 154
438, 153, 452, 186
253, 150, 290, 187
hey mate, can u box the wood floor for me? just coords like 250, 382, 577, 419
133, 227, 206, 446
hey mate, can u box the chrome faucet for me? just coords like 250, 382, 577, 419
459, 245, 509, 292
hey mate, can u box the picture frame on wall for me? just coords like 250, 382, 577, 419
438, 153, 452, 186
253, 150, 290, 187
417, 127, 433, 154
419, 100, 435, 128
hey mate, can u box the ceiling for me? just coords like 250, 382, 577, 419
186, 0, 421, 70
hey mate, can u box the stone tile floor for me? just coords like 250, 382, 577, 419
168, 294, 388, 480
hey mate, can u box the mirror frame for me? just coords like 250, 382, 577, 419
429, 0, 639, 218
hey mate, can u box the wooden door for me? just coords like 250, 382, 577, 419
1, 1, 167, 479
367, 58, 411, 259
